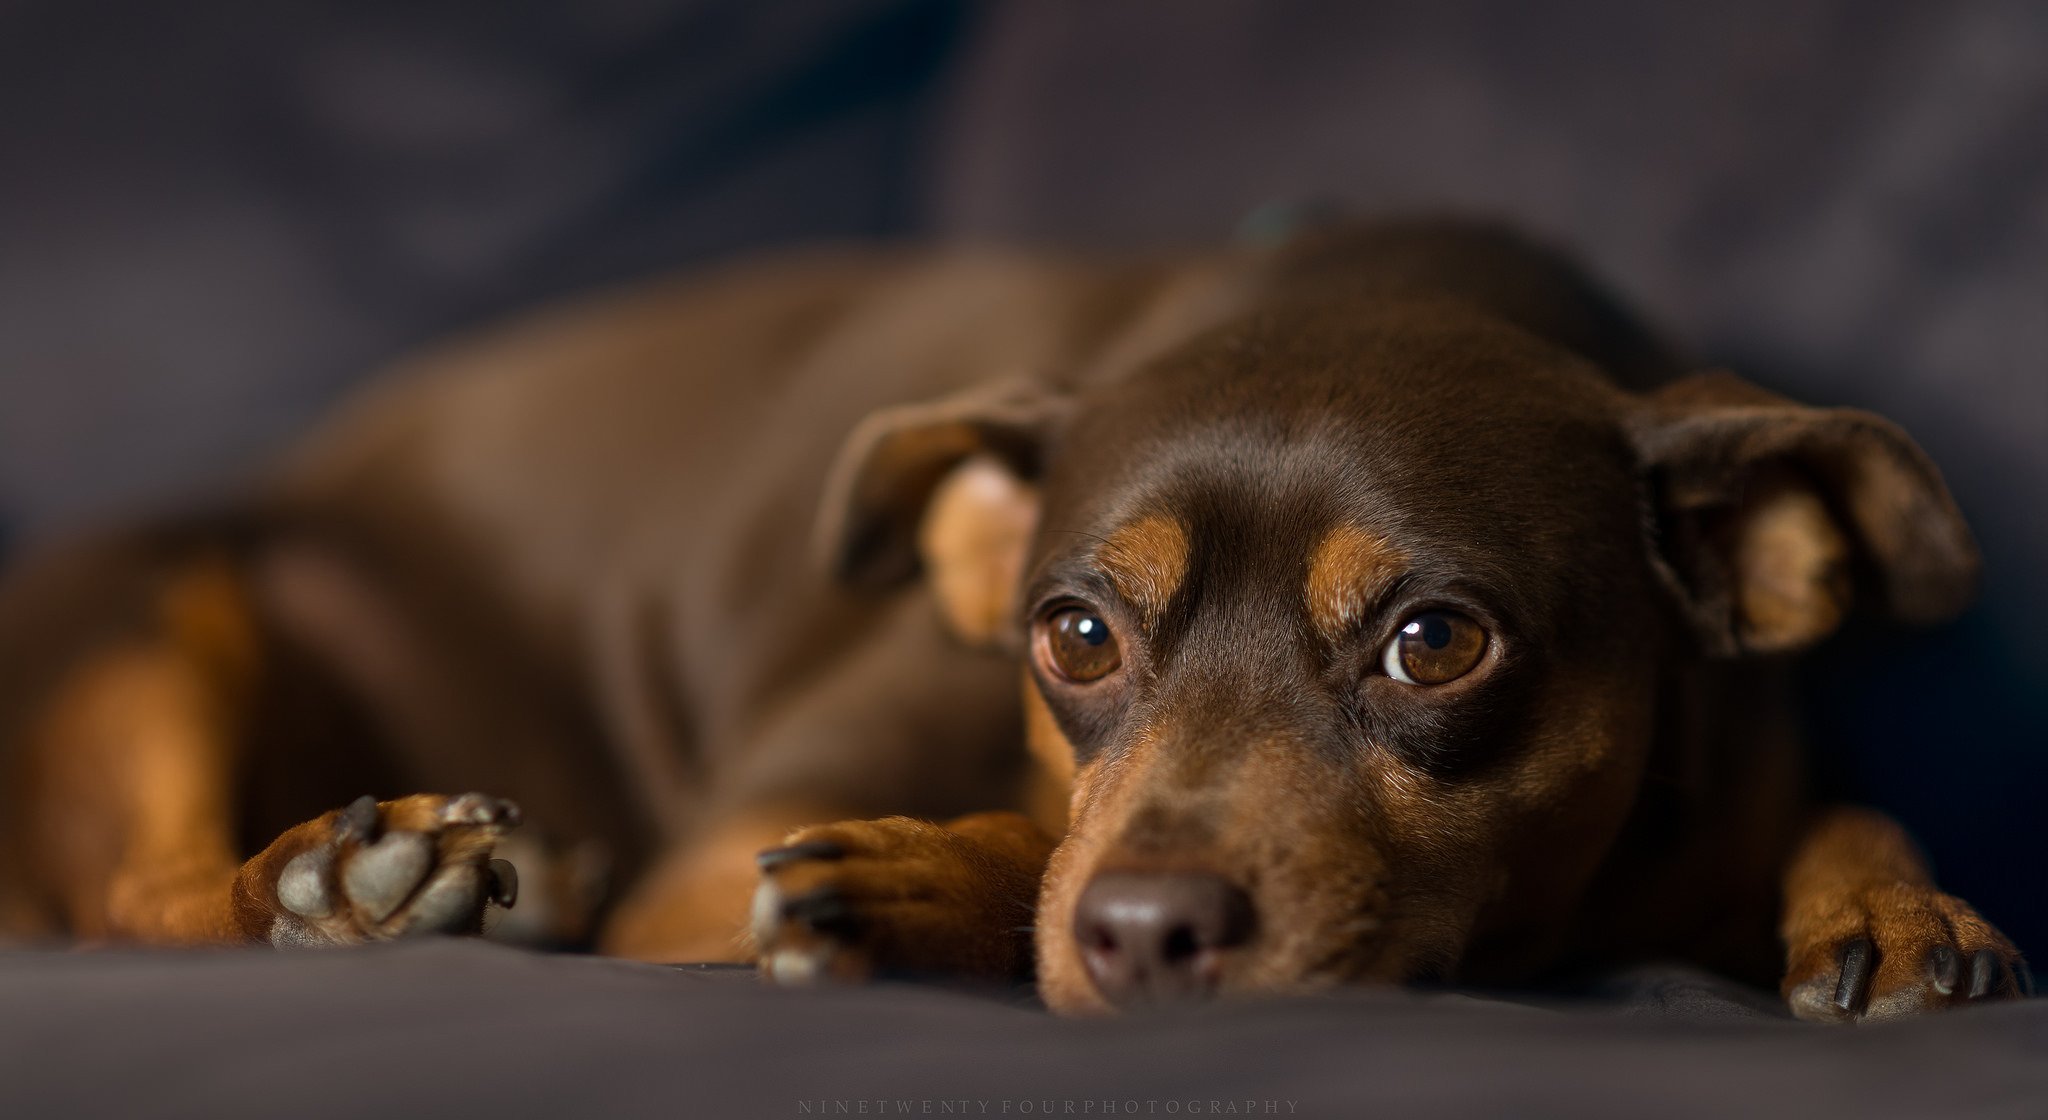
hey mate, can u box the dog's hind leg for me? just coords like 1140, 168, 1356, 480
3, 546, 520, 945
9, 552, 268, 942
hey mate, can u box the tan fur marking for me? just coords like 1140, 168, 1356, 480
1733, 482, 1850, 652
1305, 524, 1406, 641
917, 456, 1040, 646
1020, 671, 1077, 834
1096, 515, 1190, 622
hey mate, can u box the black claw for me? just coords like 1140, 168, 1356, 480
781, 889, 861, 938
1834, 937, 1874, 1014
1930, 944, 1962, 995
756, 840, 846, 871
336, 795, 380, 842
1968, 948, 2003, 999
487, 859, 519, 908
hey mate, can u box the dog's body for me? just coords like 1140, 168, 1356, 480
0, 219, 2023, 1020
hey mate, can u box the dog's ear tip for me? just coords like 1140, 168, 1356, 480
1634, 370, 1980, 647
1884, 532, 1981, 625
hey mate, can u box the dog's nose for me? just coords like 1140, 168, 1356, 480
1072, 871, 1255, 1004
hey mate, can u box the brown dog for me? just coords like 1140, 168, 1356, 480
0, 218, 2025, 1022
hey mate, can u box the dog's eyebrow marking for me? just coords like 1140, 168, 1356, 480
1095, 515, 1191, 623
1305, 524, 1407, 641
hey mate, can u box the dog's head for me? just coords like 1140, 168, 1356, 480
818, 288, 1975, 1013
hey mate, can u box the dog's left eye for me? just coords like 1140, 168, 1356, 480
1381, 611, 1488, 686
1037, 607, 1123, 684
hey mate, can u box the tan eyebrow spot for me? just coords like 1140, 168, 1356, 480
1096, 515, 1191, 622
1305, 524, 1406, 641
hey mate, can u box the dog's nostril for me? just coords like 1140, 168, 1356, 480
1161, 924, 1200, 965
1071, 871, 1255, 1004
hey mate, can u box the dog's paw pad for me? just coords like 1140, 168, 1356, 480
248, 792, 521, 948
276, 847, 337, 919
393, 864, 486, 935
342, 831, 434, 922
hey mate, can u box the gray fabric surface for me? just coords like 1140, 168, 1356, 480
2, 940, 2043, 1119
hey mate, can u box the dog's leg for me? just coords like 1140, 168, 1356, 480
1780, 805, 2029, 1022
19, 556, 264, 942
597, 805, 843, 963
749, 811, 1057, 987
16, 556, 519, 946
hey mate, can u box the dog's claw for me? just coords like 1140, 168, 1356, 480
336, 795, 380, 842
782, 889, 861, 938
1833, 937, 1873, 1014
487, 858, 519, 908
1930, 944, 1961, 995
1968, 948, 2004, 999
757, 840, 845, 870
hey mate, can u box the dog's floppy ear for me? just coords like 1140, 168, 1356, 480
1628, 371, 1978, 656
814, 379, 1070, 646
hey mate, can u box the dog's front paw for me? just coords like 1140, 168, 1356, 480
1783, 883, 2032, 1023
236, 793, 522, 947
749, 816, 1036, 987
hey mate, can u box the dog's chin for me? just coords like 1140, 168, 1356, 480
1232, 938, 1444, 1000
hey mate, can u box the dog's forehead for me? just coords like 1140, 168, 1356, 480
1061, 318, 1620, 529
1036, 308, 1641, 625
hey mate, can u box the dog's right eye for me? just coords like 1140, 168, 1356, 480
1381, 610, 1488, 686
1037, 607, 1123, 683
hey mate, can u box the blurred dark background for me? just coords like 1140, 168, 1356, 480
1, 1, 2042, 957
